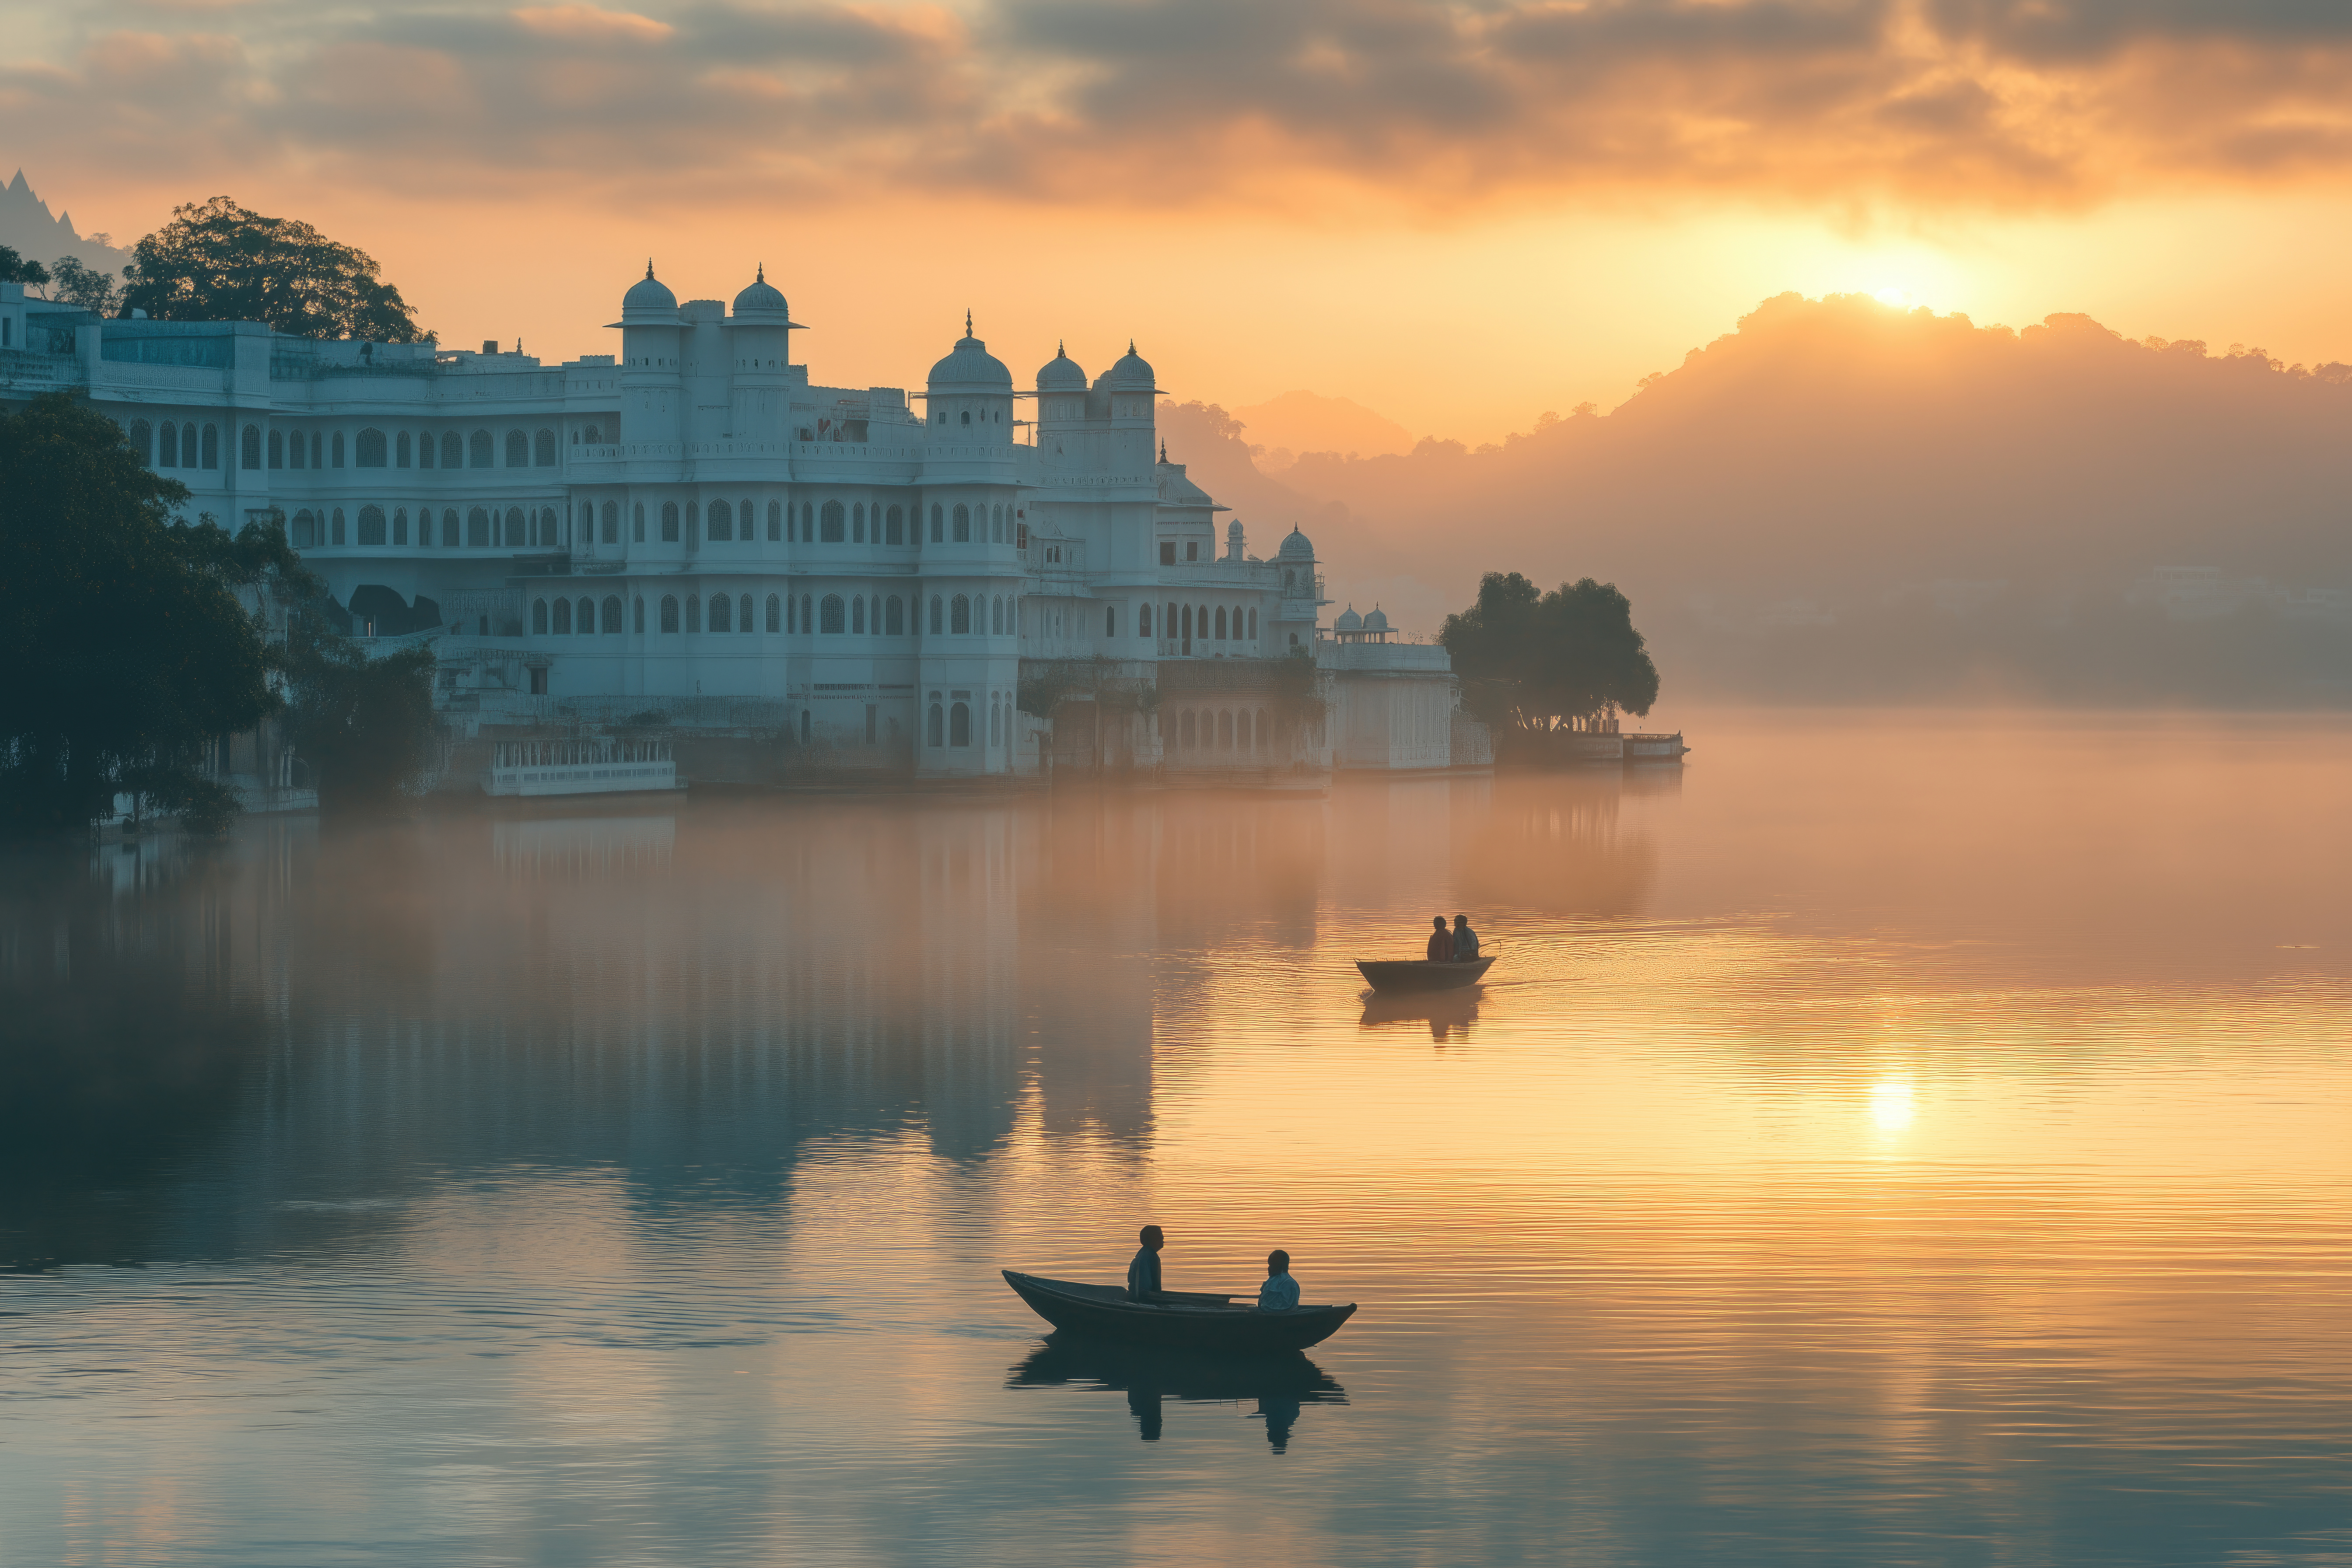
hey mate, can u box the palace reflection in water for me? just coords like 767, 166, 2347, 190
5, 716, 2349, 1568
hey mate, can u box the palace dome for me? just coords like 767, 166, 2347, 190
1335, 604, 1363, 631
1362, 605, 1389, 632
622, 263, 677, 316
929, 319, 1012, 390
1277, 526, 1316, 560
731, 267, 788, 320
1102, 341, 1155, 390
1037, 343, 1087, 391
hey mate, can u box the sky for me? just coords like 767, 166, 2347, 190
5, 0, 2352, 444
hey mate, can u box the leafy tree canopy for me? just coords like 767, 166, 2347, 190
47, 256, 119, 315
0, 392, 313, 837
1440, 572, 1660, 731
278, 614, 438, 812
122, 196, 428, 341
0, 245, 49, 287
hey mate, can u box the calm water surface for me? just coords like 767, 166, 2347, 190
4, 711, 2348, 1566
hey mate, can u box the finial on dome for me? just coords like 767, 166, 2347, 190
1158, 438, 1168, 463
756, 262, 765, 282
645, 259, 654, 278
1057, 340, 1066, 358
965, 308, 973, 339
1128, 338, 1136, 354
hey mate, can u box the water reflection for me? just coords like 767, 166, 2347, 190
1008, 1337, 1347, 1451
1358, 987, 1482, 1042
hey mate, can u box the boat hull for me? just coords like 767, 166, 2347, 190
1354, 956, 1496, 993
1002, 1271, 1357, 1352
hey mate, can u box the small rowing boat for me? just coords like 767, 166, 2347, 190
1001, 1270, 1358, 1352
1354, 955, 1496, 993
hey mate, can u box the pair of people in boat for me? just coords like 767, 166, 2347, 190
1127, 1225, 1301, 1313
1427, 914, 1481, 963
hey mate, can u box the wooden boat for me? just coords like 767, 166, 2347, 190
1354, 955, 1496, 993
1001, 1270, 1358, 1352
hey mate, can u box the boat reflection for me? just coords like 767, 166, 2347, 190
1008, 1335, 1347, 1451
1358, 987, 1481, 1042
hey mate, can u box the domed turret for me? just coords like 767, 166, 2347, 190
1102, 340, 1156, 391
1362, 605, 1389, 632
1277, 526, 1316, 561
1334, 604, 1362, 632
1036, 341, 1087, 392
928, 314, 1013, 391
731, 265, 788, 322
622, 261, 678, 320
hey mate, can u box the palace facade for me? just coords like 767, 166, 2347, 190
1, 270, 1473, 785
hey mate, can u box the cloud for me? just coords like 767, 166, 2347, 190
5, 0, 2352, 216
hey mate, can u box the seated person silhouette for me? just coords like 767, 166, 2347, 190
1257, 1250, 1301, 1313
1127, 1225, 1166, 1303
1426, 916, 1453, 962
1452, 914, 1481, 961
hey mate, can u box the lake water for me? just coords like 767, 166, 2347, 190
4, 710, 2348, 1566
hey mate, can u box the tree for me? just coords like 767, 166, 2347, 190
277, 614, 438, 812
0, 392, 311, 837
122, 196, 428, 341
47, 256, 119, 315
1441, 572, 1660, 733
0, 245, 49, 289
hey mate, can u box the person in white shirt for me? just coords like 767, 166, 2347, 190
1256, 1250, 1301, 1313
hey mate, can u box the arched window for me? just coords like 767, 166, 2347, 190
800, 594, 812, 631
130, 420, 152, 463
442, 509, 459, 547
685, 502, 699, 542
541, 507, 558, 546
1218, 710, 1234, 750
686, 594, 701, 633
504, 430, 528, 467
1248, 609, 1257, 639
578, 597, 595, 635
584, 424, 601, 443
358, 505, 385, 546
331, 431, 345, 468
930, 504, 943, 542
1238, 710, 1252, 751
990, 596, 1002, 636
392, 508, 407, 546
820, 594, 845, 634
928, 702, 945, 747
468, 508, 490, 547
1215, 607, 1227, 640
330, 508, 346, 546
952, 504, 970, 542
444, 433, 465, 468
289, 427, 307, 469
886, 505, 903, 545
801, 502, 815, 541
1139, 605, 1152, 638
417, 430, 434, 469
661, 502, 679, 542
787, 594, 797, 633
633, 504, 646, 542
820, 500, 844, 542
395, 431, 410, 468
852, 502, 865, 543
659, 595, 679, 633
268, 430, 284, 468
950, 702, 972, 746
291, 510, 316, 548
532, 598, 549, 635
505, 507, 526, 546
551, 598, 571, 635
157, 421, 178, 468
1106, 606, 1116, 637
766, 501, 781, 541
534, 428, 556, 466
596, 501, 614, 544
1181, 604, 1192, 643
605, 595, 624, 634
311, 431, 325, 468
886, 595, 904, 636
765, 593, 780, 633
1181, 710, 1196, 748
738, 594, 752, 635
739, 498, 752, 536
242, 425, 262, 469
951, 594, 971, 634
990, 701, 1002, 747
708, 498, 732, 541
356, 428, 386, 467
928, 595, 943, 635
851, 596, 866, 634
467, 430, 491, 468
710, 593, 731, 633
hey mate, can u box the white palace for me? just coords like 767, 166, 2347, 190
1, 268, 1480, 787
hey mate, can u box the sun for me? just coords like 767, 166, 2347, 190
1873, 287, 1910, 307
